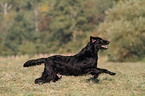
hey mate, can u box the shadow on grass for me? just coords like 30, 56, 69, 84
86, 77, 114, 83
86, 77, 100, 83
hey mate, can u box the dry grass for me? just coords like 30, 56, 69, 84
0, 55, 145, 96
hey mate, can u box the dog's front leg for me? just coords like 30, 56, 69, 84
97, 68, 116, 76
87, 68, 116, 79
85, 68, 100, 79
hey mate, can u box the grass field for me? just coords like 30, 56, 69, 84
0, 55, 145, 96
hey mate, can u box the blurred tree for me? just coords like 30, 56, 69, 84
49, 0, 113, 43
0, 0, 40, 55
0, 1, 12, 15
3, 12, 38, 55
44, 0, 114, 53
98, 0, 145, 61
48, 0, 84, 43
14, 0, 41, 32
0, 0, 14, 33
0, 0, 16, 55
0, 0, 114, 56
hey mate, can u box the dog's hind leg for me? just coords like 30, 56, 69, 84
35, 61, 62, 84
37, 64, 61, 84
44, 69, 59, 83
35, 67, 49, 84
35, 77, 45, 84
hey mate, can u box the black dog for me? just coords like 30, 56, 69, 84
23, 36, 116, 84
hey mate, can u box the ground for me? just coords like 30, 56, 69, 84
0, 55, 144, 96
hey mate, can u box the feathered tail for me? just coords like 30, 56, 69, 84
23, 58, 46, 67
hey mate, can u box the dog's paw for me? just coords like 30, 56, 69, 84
110, 72, 116, 76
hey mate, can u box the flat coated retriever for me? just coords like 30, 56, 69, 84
23, 36, 116, 84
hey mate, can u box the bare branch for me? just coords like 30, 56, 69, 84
0, 2, 4, 8
8, 5, 12, 11
4, 2, 8, 8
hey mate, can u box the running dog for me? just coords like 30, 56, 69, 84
23, 36, 116, 84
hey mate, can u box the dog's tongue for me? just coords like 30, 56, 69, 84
102, 45, 107, 48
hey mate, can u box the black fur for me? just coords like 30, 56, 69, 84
23, 36, 116, 84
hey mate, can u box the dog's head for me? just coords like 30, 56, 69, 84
90, 36, 110, 50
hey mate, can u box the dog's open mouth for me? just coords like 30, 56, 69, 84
101, 45, 108, 49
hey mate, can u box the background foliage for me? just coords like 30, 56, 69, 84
98, 0, 145, 61
0, 0, 144, 61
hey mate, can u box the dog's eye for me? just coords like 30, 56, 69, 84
100, 40, 103, 43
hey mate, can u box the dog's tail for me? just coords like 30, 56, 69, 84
23, 58, 46, 67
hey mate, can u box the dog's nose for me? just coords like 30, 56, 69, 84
107, 41, 110, 44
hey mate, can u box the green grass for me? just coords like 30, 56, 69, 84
0, 55, 145, 96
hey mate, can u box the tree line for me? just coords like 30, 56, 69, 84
0, 0, 144, 61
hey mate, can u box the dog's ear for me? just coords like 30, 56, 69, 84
90, 36, 96, 43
